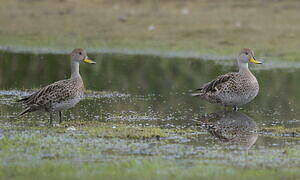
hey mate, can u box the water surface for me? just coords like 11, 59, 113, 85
0, 51, 299, 169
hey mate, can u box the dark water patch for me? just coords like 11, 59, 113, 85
2, 47, 300, 70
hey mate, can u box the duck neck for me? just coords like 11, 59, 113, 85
238, 62, 251, 74
70, 60, 81, 78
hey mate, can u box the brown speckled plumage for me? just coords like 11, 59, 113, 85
19, 77, 84, 112
192, 48, 262, 110
18, 48, 95, 124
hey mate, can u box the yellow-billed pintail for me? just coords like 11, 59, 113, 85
18, 48, 96, 124
192, 48, 262, 111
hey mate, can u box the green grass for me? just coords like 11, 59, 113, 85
1, 159, 299, 180
1, 117, 300, 180
1, 0, 300, 61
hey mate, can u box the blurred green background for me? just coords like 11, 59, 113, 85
1, 0, 300, 61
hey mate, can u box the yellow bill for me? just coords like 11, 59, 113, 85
249, 57, 262, 64
83, 57, 96, 64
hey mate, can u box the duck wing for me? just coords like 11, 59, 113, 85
192, 73, 236, 96
18, 79, 70, 106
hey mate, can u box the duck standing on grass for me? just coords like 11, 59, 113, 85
17, 48, 96, 124
192, 48, 262, 111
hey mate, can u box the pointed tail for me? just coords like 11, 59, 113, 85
17, 107, 32, 117
191, 92, 202, 97
190, 88, 203, 97
16, 97, 29, 103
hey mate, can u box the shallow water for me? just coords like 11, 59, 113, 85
0, 51, 299, 169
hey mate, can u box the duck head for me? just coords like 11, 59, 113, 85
237, 48, 262, 66
71, 48, 96, 64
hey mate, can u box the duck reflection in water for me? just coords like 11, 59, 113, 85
197, 111, 258, 150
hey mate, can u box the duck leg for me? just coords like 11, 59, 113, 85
223, 106, 227, 112
59, 111, 63, 124
49, 112, 53, 125
224, 105, 230, 112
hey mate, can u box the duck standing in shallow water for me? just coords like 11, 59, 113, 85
18, 48, 96, 124
192, 48, 262, 111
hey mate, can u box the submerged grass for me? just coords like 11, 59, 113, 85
1, 118, 300, 179
62, 120, 169, 139
0, 118, 196, 140
1, 0, 300, 61
262, 126, 300, 138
